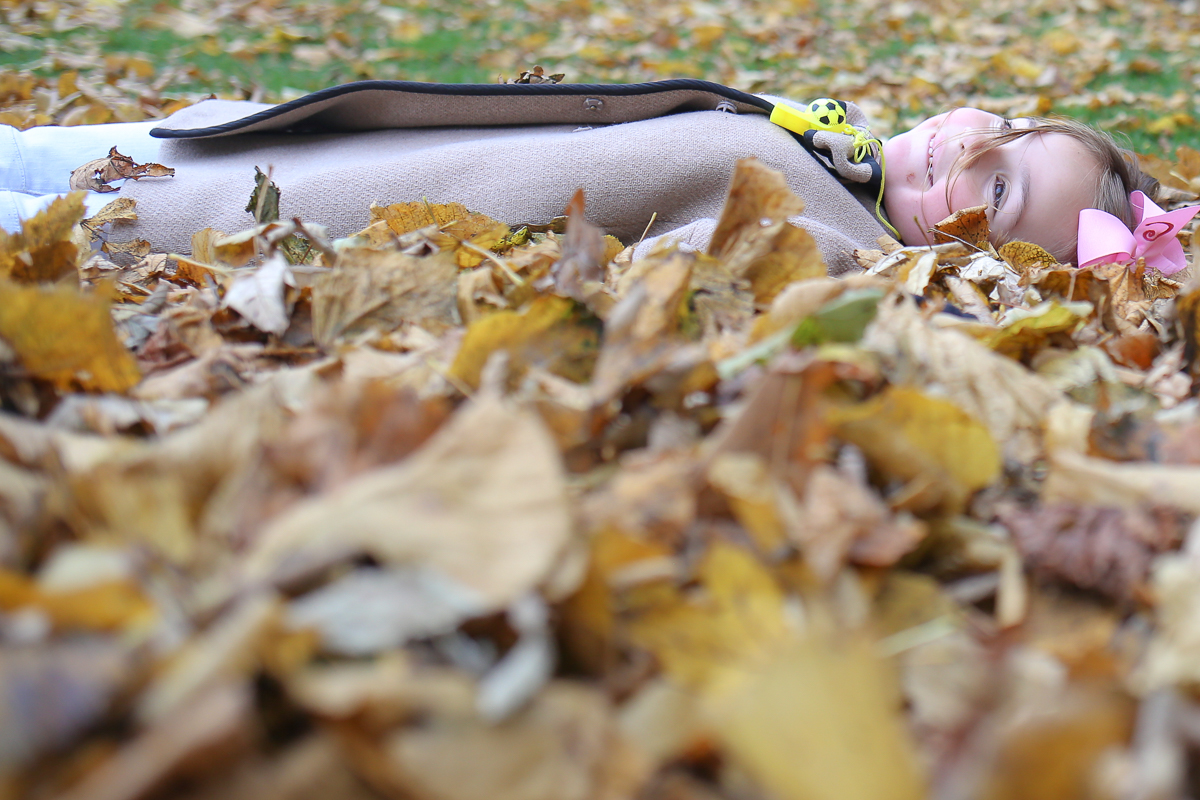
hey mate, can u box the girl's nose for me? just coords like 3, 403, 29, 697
948, 107, 997, 129
944, 108, 998, 153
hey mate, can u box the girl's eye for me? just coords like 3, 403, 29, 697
993, 177, 1008, 207
1001, 118, 1014, 130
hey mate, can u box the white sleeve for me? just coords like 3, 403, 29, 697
1, 120, 162, 194
0, 120, 163, 231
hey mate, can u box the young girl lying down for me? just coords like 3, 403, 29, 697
0, 80, 1195, 276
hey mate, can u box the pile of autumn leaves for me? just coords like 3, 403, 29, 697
4, 153, 1200, 800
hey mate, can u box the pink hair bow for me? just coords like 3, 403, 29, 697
1077, 191, 1199, 275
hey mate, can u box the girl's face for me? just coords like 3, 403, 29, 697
882, 108, 1100, 257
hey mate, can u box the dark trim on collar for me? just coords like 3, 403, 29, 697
150, 79, 775, 139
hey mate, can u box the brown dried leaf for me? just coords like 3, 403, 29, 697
245, 378, 451, 497
223, 254, 292, 336
708, 158, 826, 304
312, 249, 459, 346
54, 683, 254, 800
973, 686, 1133, 800
66, 381, 288, 565
589, 250, 699, 403
1100, 330, 1160, 370
243, 391, 572, 610
505, 65, 567, 84
1090, 412, 1200, 464
68, 146, 174, 193
999, 503, 1187, 601
81, 196, 138, 230
578, 449, 699, 543
1177, 280, 1200, 375
1139, 146, 1200, 197
788, 465, 927, 579
102, 237, 151, 260
932, 205, 990, 249
549, 189, 607, 304
360, 682, 642, 800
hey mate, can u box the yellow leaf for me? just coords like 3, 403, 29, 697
56, 71, 79, 97
829, 385, 1001, 513
691, 22, 726, 47
626, 541, 789, 688
1040, 29, 1080, 56
983, 300, 1088, 360
998, 240, 1060, 273
993, 51, 1044, 81
561, 528, 674, 671
0, 280, 140, 392
0, 192, 84, 284
707, 636, 926, 800
173, 228, 231, 286
447, 295, 578, 390
871, 570, 961, 640
370, 201, 511, 268
1145, 113, 1195, 137
706, 452, 790, 554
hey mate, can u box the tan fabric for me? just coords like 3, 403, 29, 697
117, 95, 885, 276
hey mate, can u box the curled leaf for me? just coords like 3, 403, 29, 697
69, 147, 174, 193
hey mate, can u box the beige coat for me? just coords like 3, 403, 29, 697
117, 82, 886, 275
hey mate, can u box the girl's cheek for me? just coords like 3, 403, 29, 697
934, 177, 981, 222
918, 192, 952, 229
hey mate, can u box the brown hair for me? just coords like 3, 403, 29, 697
948, 116, 1158, 262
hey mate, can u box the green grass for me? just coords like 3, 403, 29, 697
2, 0, 1197, 157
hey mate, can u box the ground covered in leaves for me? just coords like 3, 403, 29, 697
2, 0, 1199, 154
5, 0, 1200, 798
0, 143, 1198, 799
